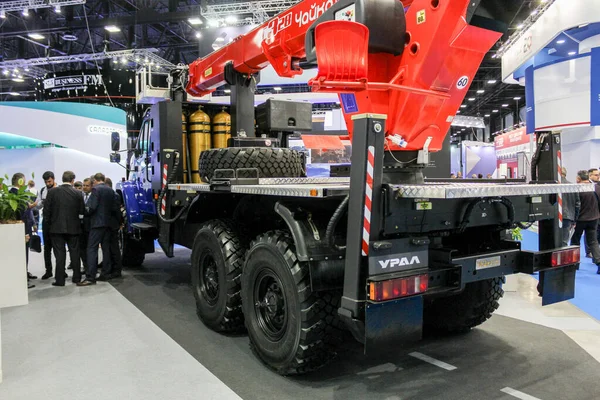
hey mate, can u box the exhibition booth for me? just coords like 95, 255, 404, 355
501, 0, 600, 176
0, 102, 126, 184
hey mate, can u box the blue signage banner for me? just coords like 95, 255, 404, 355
590, 47, 600, 127
525, 66, 535, 134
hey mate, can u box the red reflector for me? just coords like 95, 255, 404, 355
369, 274, 429, 302
551, 248, 580, 267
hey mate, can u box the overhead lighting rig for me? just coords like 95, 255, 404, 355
0, 49, 175, 77
495, 0, 556, 58
0, 0, 85, 14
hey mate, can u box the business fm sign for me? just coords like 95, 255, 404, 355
43, 74, 104, 91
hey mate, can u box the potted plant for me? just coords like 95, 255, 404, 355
0, 173, 34, 308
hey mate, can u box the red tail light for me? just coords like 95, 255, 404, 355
369, 274, 429, 302
551, 248, 580, 267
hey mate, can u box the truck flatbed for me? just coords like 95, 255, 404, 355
168, 179, 590, 199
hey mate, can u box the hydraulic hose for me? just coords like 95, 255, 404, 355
458, 196, 515, 233
157, 151, 192, 224
324, 195, 350, 251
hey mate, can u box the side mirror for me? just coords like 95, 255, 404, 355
111, 132, 121, 152
110, 153, 121, 163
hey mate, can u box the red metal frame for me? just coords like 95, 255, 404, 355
186, 0, 501, 153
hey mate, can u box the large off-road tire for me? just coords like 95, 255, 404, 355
241, 231, 338, 375
198, 147, 304, 183
191, 219, 246, 332
423, 277, 504, 334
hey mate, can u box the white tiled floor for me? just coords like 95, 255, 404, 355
498, 273, 600, 362
0, 252, 241, 400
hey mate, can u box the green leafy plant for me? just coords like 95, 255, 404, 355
0, 174, 36, 224
510, 227, 523, 241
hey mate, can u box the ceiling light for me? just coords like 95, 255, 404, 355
54, 5, 61, 13
12, 78, 24, 82
24, 68, 29, 72
0, 10, 6, 19
208, 19, 220, 28
484, 114, 491, 117
28, 33, 44, 40
502, 104, 509, 107
492, 109, 499, 113
215, 37, 225, 42
568, 51, 576, 56
274, 87, 282, 91
13, 68, 18, 73
22, 9, 29, 17
487, 80, 497, 84
514, 97, 521, 100
491, 54, 498, 59
516, 23, 524, 30
105, 25, 120, 33
456, 110, 461, 114
144, 58, 149, 63
557, 39, 565, 44
224, 89, 231, 94
461, 129, 466, 131
2, 70, 8, 76
468, 98, 475, 101
113, 58, 118, 63
188, 17, 203, 25
225, 16, 238, 24
460, 105, 467, 108
135, 57, 140, 62
195, 32, 202, 39
121, 57, 127, 63
9, 92, 20, 96
477, 90, 485, 94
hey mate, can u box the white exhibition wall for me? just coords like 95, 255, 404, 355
0, 102, 126, 187
560, 126, 600, 179
0, 103, 126, 159
533, 55, 591, 130
0, 147, 124, 188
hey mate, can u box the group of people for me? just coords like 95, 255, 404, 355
562, 167, 600, 274
12, 170, 123, 288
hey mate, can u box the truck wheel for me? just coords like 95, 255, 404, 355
198, 147, 304, 183
423, 277, 504, 334
119, 231, 145, 267
241, 231, 336, 375
191, 219, 245, 332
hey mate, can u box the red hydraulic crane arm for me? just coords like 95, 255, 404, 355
186, 0, 414, 97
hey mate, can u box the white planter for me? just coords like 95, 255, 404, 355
0, 223, 28, 308
0, 222, 29, 384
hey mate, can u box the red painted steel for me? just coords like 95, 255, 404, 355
186, 0, 501, 153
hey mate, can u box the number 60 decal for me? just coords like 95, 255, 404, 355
456, 76, 469, 90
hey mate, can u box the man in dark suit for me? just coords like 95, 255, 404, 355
79, 173, 116, 286
79, 178, 93, 273
43, 171, 85, 286
572, 170, 600, 274
105, 178, 123, 279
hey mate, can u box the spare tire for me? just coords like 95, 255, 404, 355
198, 147, 304, 183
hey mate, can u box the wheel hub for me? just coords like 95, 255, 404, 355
254, 271, 287, 340
199, 253, 219, 305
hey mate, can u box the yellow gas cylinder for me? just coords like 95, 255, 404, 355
182, 113, 189, 183
212, 108, 231, 149
188, 108, 211, 183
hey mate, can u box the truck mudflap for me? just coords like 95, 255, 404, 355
365, 295, 423, 353
520, 246, 580, 305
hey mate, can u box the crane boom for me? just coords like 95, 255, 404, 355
186, 0, 501, 153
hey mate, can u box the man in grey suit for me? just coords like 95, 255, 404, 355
43, 171, 85, 286
78, 173, 117, 286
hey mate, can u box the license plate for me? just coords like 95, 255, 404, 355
476, 256, 501, 270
